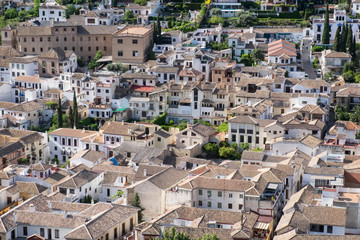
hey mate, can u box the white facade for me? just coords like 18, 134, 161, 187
39, 3, 66, 22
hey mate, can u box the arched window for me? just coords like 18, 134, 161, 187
106, 136, 109, 141
116, 137, 119, 143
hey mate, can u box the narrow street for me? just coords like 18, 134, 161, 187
301, 38, 317, 79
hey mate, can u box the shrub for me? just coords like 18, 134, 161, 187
311, 46, 325, 52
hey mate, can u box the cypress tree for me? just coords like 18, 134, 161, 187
351, 36, 357, 60
73, 91, 79, 129
322, 3, 330, 44
341, 24, 348, 52
69, 106, 74, 128
333, 26, 341, 52
156, 15, 161, 44
57, 96, 63, 128
152, 22, 157, 45
347, 24, 353, 53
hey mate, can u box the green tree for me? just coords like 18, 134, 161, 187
134, 0, 147, 6
123, 10, 136, 24
323, 71, 336, 82
230, 143, 238, 151
233, 11, 253, 27
151, 112, 167, 125
203, 143, 219, 158
132, 193, 144, 222
77, 57, 85, 67
250, 48, 264, 65
347, 23, 353, 53
322, 3, 330, 44
217, 122, 228, 132
4, 9, 17, 19
18, 10, 26, 22
106, 63, 128, 75
69, 106, 74, 128
209, 16, 224, 25
156, 15, 161, 44
57, 96, 63, 128
210, 8, 222, 16
351, 36, 357, 60
333, 26, 341, 52
34, 0, 40, 17
341, 24, 348, 52
342, 70, 356, 83
241, 142, 249, 151
88, 50, 103, 70
73, 91, 79, 129
219, 147, 241, 160
66, 4, 76, 18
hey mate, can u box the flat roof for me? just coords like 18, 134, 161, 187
115, 26, 152, 36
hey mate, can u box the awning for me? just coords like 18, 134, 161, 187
254, 222, 270, 230
267, 183, 278, 190
113, 108, 127, 113
96, 55, 113, 63
310, 175, 335, 180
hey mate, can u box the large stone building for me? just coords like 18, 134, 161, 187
1, 21, 118, 61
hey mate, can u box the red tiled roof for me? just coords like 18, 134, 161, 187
131, 85, 155, 92
268, 39, 296, 57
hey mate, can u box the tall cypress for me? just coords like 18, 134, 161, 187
351, 36, 357, 60
341, 24, 348, 52
156, 15, 161, 44
69, 106, 74, 128
333, 26, 341, 52
57, 96, 63, 128
73, 91, 79, 129
322, 3, 330, 44
347, 24, 353, 53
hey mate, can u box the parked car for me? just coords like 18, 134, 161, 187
317, 69, 322, 75
304, 73, 309, 79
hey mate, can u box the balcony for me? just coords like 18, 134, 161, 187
169, 104, 179, 109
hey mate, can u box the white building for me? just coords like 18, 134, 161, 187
39, 1, 66, 22
49, 128, 98, 163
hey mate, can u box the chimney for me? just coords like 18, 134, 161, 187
13, 212, 16, 222
29, 204, 35, 212
122, 120, 124, 125
187, 122, 190, 128
48, 201, 52, 209
91, 199, 94, 205
50, 19, 54, 26
82, 128, 85, 133
143, 168, 147, 177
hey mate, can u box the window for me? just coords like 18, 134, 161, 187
23, 226, 28, 236
133, 51, 138, 57
199, 189, 203, 195
207, 201, 211, 207
198, 200, 202, 206
107, 188, 110, 196
114, 228, 118, 239
69, 189, 75, 194
228, 203, 232, 209
217, 202, 222, 208
55, 230, 59, 238
132, 39, 138, 44
118, 50, 123, 56
327, 226, 333, 233
40, 228, 45, 237
229, 193, 233, 198
218, 191, 222, 197
207, 190, 212, 196
238, 204, 243, 210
